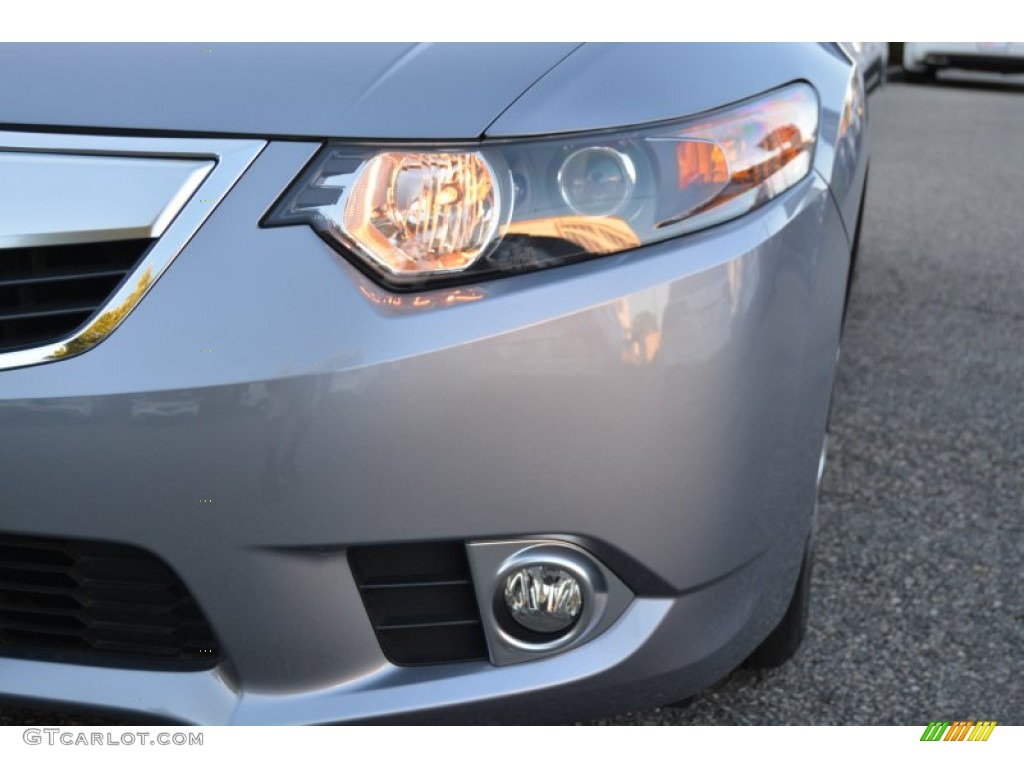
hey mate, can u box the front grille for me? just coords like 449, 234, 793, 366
349, 541, 488, 665
0, 239, 152, 353
0, 533, 220, 669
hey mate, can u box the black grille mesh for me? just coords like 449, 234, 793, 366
0, 239, 151, 353
349, 541, 488, 665
0, 533, 220, 669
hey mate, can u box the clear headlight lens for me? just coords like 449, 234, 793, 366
265, 82, 818, 288
343, 151, 501, 275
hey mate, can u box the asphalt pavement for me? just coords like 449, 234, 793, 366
2, 75, 1022, 727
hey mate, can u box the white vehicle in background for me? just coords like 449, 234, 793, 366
904, 42, 1024, 80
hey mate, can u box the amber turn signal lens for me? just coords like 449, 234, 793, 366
675, 140, 730, 190
343, 151, 501, 276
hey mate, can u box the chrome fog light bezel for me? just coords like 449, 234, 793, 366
466, 540, 634, 666
494, 548, 597, 651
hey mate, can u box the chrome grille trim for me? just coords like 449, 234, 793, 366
0, 153, 214, 249
0, 132, 265, 371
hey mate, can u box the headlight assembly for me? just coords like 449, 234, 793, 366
264, 82, 818, 288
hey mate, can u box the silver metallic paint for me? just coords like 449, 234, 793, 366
465, 540, 634, 665
0, 166, 849, 720
0, 43, 581, 139
0, 43, 865, 723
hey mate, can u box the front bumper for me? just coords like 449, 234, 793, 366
0, 141, 850, 723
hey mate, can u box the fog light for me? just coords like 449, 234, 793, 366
502, 564, 583, 634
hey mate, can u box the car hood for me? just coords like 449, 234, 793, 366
0, 43, 580, 139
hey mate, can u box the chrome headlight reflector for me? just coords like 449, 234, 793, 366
265, 83, 818, 288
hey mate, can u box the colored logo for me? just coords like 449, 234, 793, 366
920, 721, 997, 741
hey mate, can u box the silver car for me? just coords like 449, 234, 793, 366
0, 43, 869, 724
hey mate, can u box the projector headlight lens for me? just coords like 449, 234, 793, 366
557, 147, 636, 217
